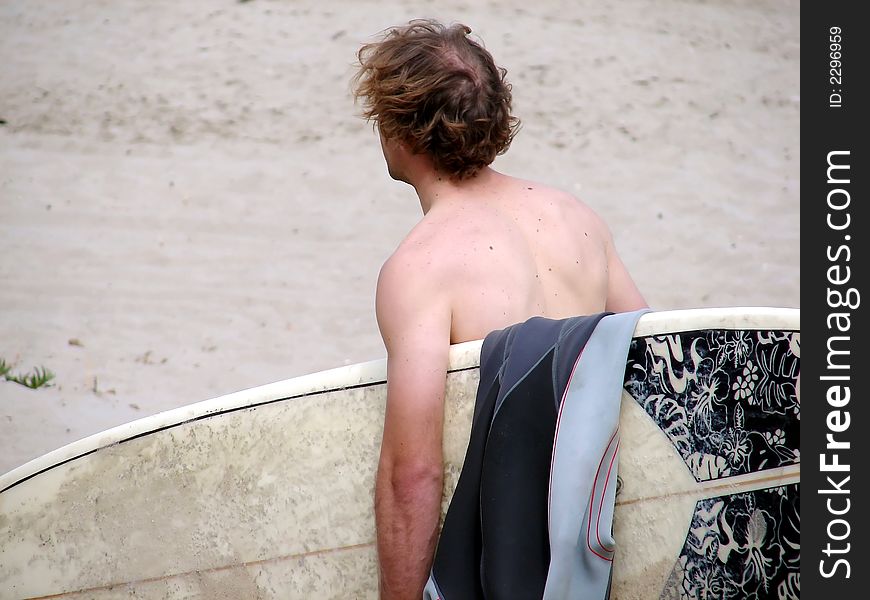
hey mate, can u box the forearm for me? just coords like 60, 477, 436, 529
375, 464, 443, 599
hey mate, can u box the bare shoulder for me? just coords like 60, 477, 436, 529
510, 176, 610, 237
377, 246, 432, 306
514, 179, 646, 312
380, 219, 449, 285
376, 223, 451, 320
386, 208, 479, 279
512, 175, 593, 208
375, 229, 453, 356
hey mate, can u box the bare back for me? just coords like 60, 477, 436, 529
388, 172, 645, 343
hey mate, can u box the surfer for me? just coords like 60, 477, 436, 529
353, 19, 647, 599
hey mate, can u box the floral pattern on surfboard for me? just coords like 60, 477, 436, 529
659, 484, 800, 600
623, 329, 800, 482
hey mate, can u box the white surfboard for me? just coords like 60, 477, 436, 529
0, 308, 800, 599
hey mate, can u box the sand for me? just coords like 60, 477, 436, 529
0, 0, 799, 474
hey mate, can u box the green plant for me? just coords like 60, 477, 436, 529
1, 360, 55, 389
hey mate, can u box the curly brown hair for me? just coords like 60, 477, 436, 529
353, 20, 520, 181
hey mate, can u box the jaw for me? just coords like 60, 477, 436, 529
380, 134, 411, 184
386, 160, 411, 185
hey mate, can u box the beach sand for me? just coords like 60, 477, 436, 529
0, 0, 799, 474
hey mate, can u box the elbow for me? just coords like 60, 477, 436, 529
379, 459, 443, 501
391, 460, 443, 488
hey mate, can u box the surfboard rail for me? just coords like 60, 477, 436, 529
0, 307, 798, 494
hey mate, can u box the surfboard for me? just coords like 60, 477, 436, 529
0, 307, 799, 600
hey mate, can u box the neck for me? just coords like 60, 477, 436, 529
411, 167, 498, 214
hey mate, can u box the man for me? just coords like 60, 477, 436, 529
353, 19, 647, 599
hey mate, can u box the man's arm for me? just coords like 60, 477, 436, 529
374, 255, 452, 599
603, 227, 648, 312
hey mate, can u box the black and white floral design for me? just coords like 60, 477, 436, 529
661, 485, 800, 600
624, 329, 800, 482
623, 328, 800, 599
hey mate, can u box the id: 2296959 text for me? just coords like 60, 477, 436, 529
829, 26, 843, 108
